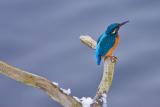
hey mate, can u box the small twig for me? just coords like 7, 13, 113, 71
80, 35, 96, 49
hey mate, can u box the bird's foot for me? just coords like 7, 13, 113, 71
104, 56, 118, 63
108, 56, 118, 63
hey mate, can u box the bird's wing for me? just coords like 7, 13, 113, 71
97, 36, 115, 56
97, 33, 103, 44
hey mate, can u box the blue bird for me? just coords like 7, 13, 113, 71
96, 21, 129, 65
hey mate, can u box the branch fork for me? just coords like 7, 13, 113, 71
0, 35, 116, 107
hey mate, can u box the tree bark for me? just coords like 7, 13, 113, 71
0, 61, 81, 107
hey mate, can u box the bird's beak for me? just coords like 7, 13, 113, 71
119, 20, 129, 27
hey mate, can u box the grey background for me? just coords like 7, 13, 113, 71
0, 0, 160, 107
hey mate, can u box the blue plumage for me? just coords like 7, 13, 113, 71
96, 32, 116, 65
96, 23, 120, 65
96, 21, 129, 65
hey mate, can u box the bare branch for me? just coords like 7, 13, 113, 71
80, 35, 116, 107
0, 61, 81, 107
0, 35, 116, 107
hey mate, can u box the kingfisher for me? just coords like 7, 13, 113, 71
96, 21, 129, 65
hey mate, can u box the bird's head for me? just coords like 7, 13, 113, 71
106, 20, 129, 36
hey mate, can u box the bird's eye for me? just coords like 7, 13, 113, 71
111, 29, 116, 34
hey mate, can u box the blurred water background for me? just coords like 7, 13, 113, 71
0, 0, 160, 107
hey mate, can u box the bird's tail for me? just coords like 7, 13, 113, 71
96, 55, 101, 65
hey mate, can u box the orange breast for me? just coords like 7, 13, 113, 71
106, 34, 120, 56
